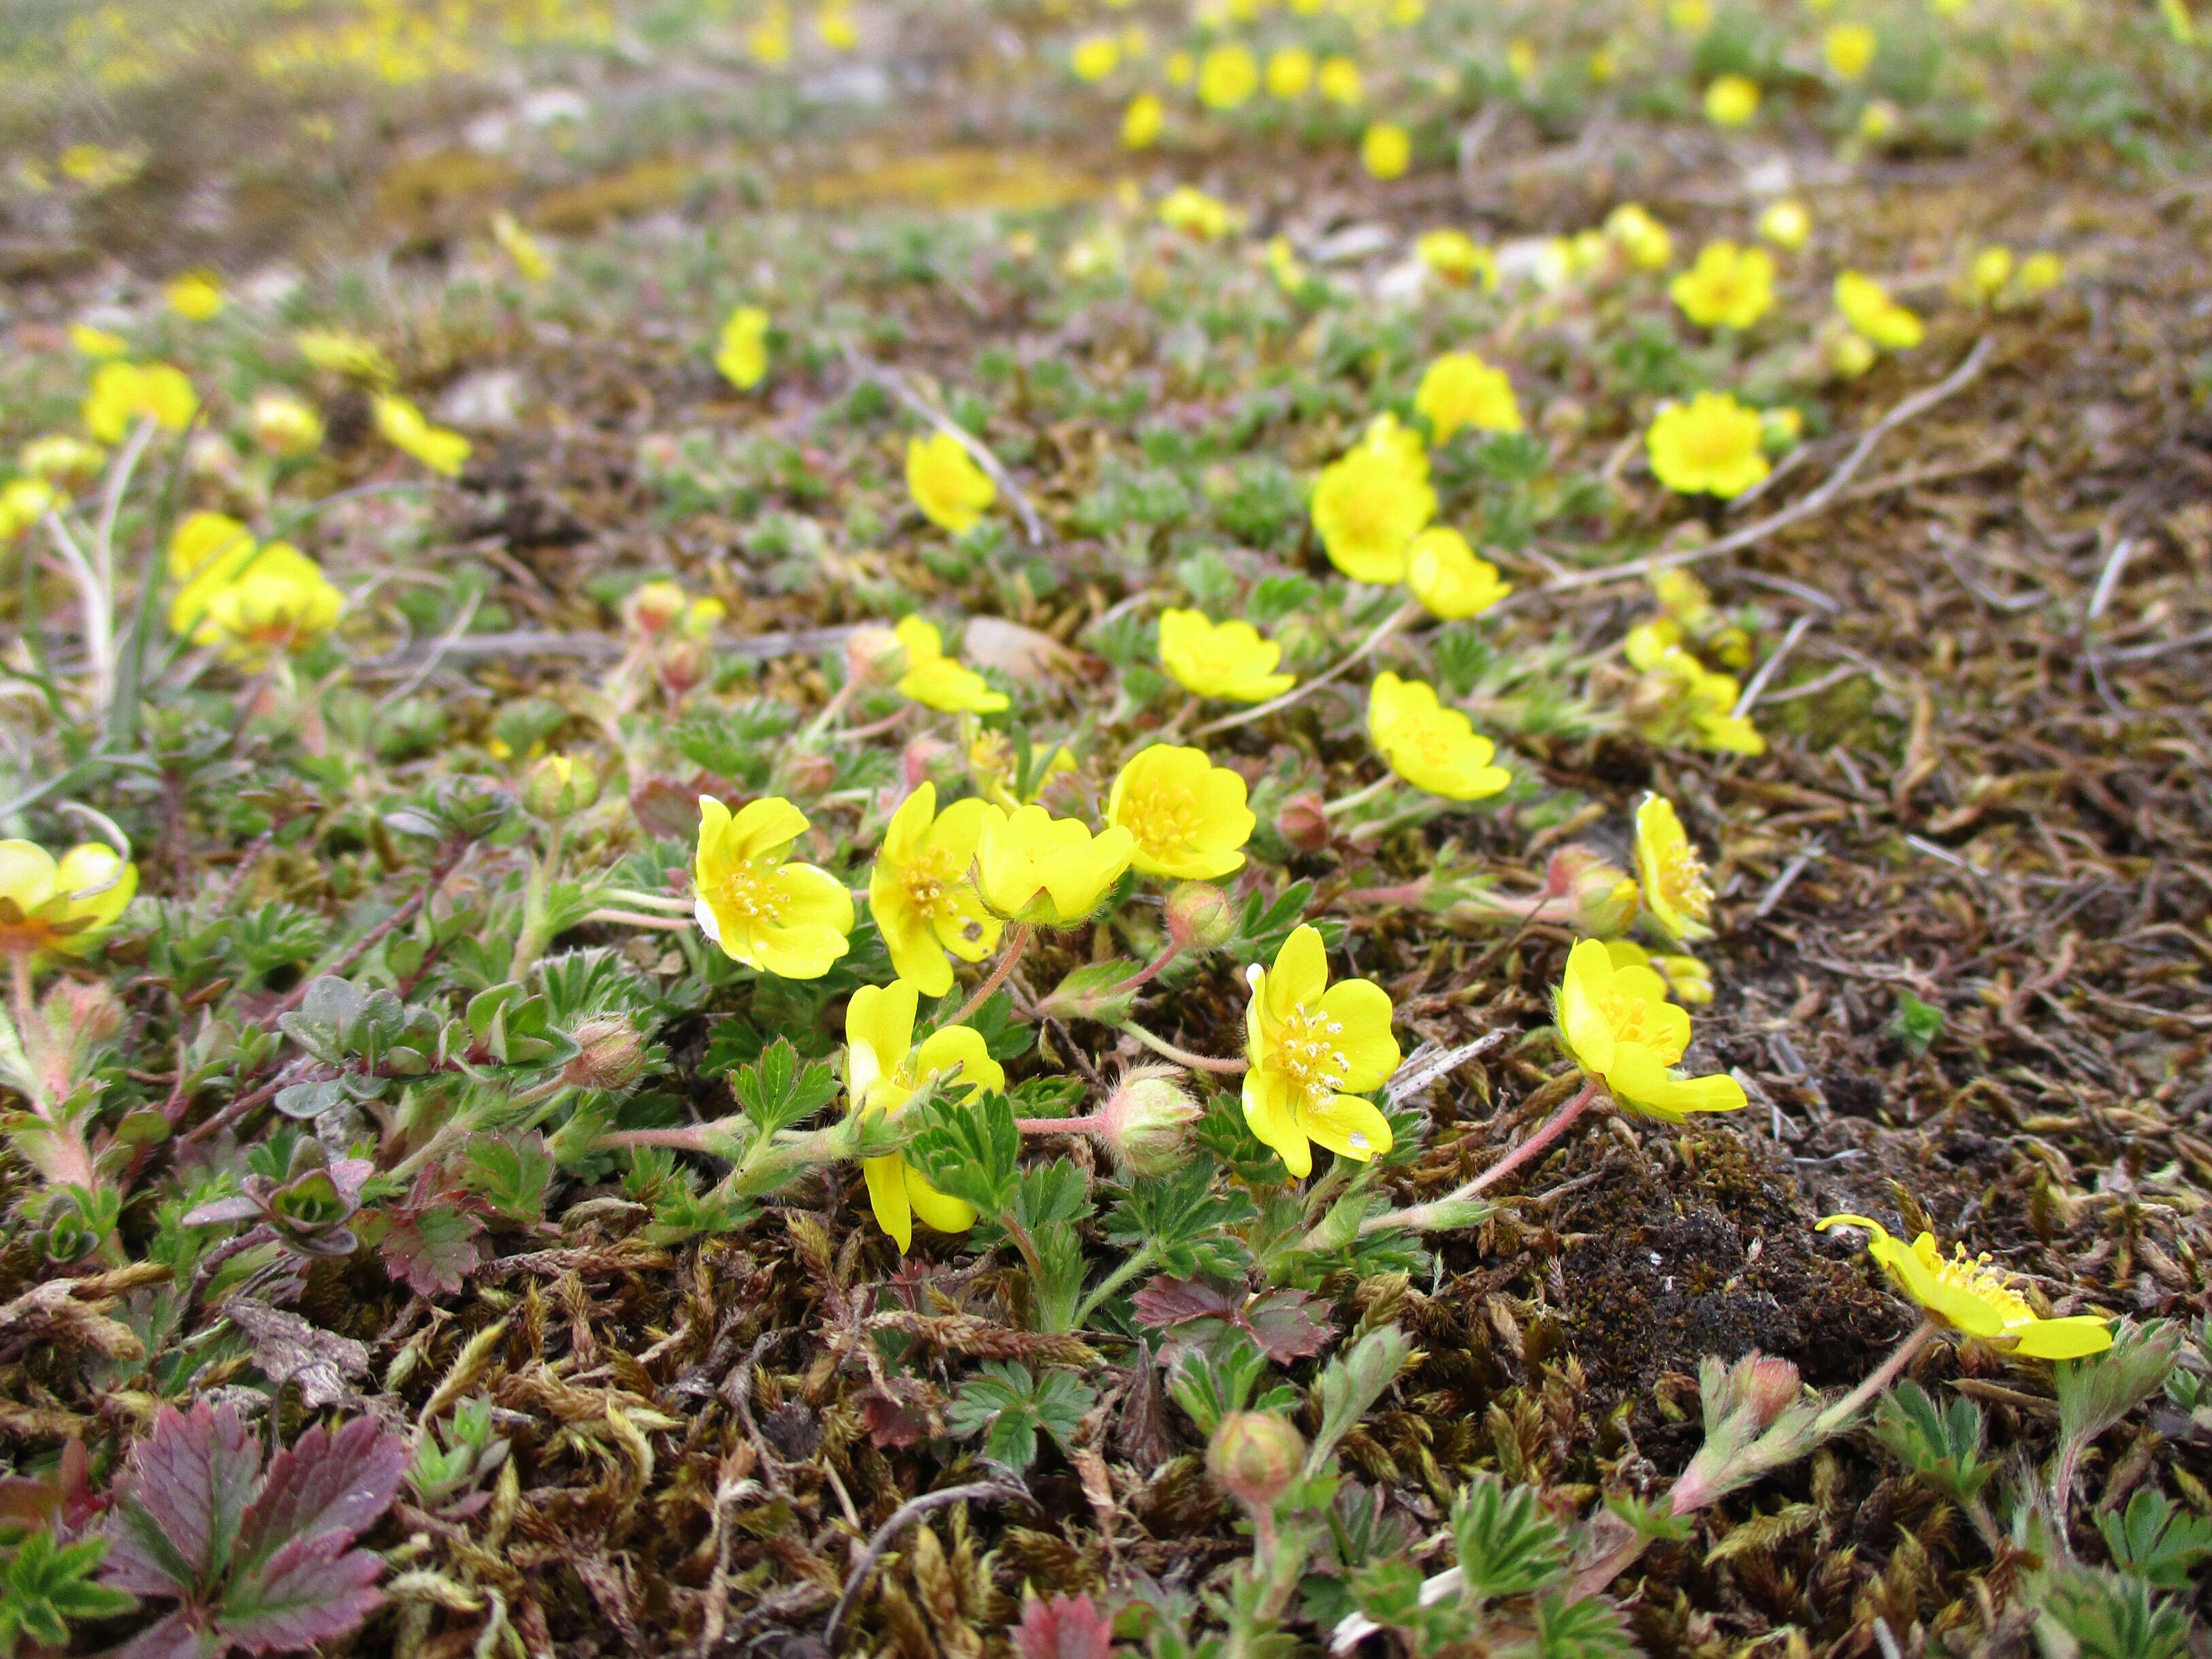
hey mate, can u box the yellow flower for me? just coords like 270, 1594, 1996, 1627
167, 510, 253, 583
182, 543, 342, 663
894, 616, 1008, 714
1704, 74, 1760, 127
1969, 246, 2013, 304
1242, 923, 1399, 1179
1071, 33, 1119, 80
0, 480, 56, 540
1107, 746, 1254, 881
69, 323, 127, 358
1159, 185, 1238, 240
1834, 271, 1923, 350
2016, 252, 2064, 297
1645, 392, 1771, 499
1265, 46, 1314, 97
167, 272, 224, 321
1416, 230, 1496, 289
1507, 37, 1538, 81
1826, 328, 1878, 379
977, 806, 1135, 926
868, 783, 1002, 996
1757, 199, 1811, 250
1823, 22, 1876, 79
1604, 203, 1673, 270
969, 727, 1075, 809
19, 435, 104, 486
847, 981, 1003, 1251
1414, 352, 1523, 443
1623, 621, 1766, 755
692, 795, 853, 979
816, 2, 858, 49
1633, 794, 1716, 943
715, 306, 770, 391
1555, 938, 1745, 1120
373, 395, 470, 478
0, 840, 137, 966
295, 329, 395, 385
1158, 609, 1295, 703
1122, 91, 1165, 148
1606, 939, 1712, 1005
1316, 54, 1363, 104
1265, 236, 1307, 293
1165, 49, 1194, 85
1367, 672, 1512, 801
1311, 440, 1436, 585
1197, 44, 1259, 109
749, 1, 792, 64
1668, 0, 1712, 30
1405, 527, 1510, 620
83, 361, 195, 444
1361, 122, 1412, 180
905, 433, 995, 533
248, 389, 325, 456
1815, 1216, 2112, 1360
1669, 241, 1776, 330
491, 212, 553, 282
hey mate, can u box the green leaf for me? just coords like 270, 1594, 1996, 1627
1307, 1325, 1412, 1476
1450, 1474, 1568, 1607
1872, 1381, 1994, 1503
1, 1530, 133, 1655
2057, 1323, 2183, 1484
904, 1089, 1023, 1218
1165, 1335, 1271, 1436
454, 1133, 555, 1221
2096, 1491, 2212, 1591
943, 1362, 1096, 1473
1102, 1162, 1256, 1279
729, 1038, 840, 1136
1012, 1162, 1092, 1231
1531, 1588, 1636, 1659
2041, 1565, 2194, 1659
1348, 1558, 1470, 1652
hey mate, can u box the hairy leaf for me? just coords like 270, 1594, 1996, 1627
101, 1402, 261, 1599
1133, 1278, 1333, 1363
1450, 1473, 1567, 1605
1013, 1592, 1114, 1659
378, 1206, 485, 1298
231, 1416, 406, 1579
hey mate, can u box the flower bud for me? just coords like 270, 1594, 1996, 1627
523, 753, 600, 818
902, 736, 965, 792
1207, 1411, 1305, 1511
44, 978, 125, 1047
1093, 1065, 1201, 1177
565, 1015, 647, 1092
1275, 790, 1331, 855
1165, 881, 1235, 951
1544, 846, 1640, 937
249, 389, 326, 456
656, 636, 709, 698
625, 579, 689, 637
845, 624, 908, 687
779, 749, 837, 798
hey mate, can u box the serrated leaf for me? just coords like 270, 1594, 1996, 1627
1531, 1588, 1636, 1659
101, 1401, 262, 1599
1102, 1161, 1256, 1278
1450, 1473, 1567, 1605
377, 1206, 483, 1298
1012, 1162, 1092, 1231
730, 1038, 840, 1136
1013, 1592, 1114, 1659
231, 1416, 406, 1581
905, 1091, 1022, 1218
218, 1532, 387, 1652
1133, 1278, 1332, 1363
2096, 1490, 2212, 1590
1871, 1381, 1993, 1502
454, 1132, 555, 1221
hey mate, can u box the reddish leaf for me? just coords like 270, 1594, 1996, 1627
114, 1609, 223, 1659
1014, 1593, 1115, 1659
218, 1531, 387, 1654
378, 1204, 483, 1298
233, 1416, 406, 1578
1131, 1277, 1333, 1364
101, 1402, 261, 1600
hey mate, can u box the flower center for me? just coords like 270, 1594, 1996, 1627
1657, 842, 1713, 919
1681, 419, 1747, 469
717, 863, 785, 925
1121, 783, 1197, 856
1928, 1245, 2034, 1324
1273, 1004, 1353, 1104
900, 849, 962, 923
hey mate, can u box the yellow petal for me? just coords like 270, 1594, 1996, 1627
2006, 1315, 2113, 1360
914, 1025, 1005, 1098
1267, 924, 1331, 1021
1241, 1068, 1313, 1179
846, 981, 917, 1102
905, 1164, 979, 1236
1299, 1091, 1394, 1163
1318, 979, 1400, 1090
863, 1154, 914, 1251
728, 795, 810, 862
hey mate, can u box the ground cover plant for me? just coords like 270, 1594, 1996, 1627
0, 0, 2209, 1654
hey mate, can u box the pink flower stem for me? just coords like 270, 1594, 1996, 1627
1118, 1022, 1248, 1073
1339, 880, 1431, 907
1810, 1315, 1940, 1440
1013, 1114, 1107, 1137
1463, 1077, 1606, 1197
1108, 940, 1184, 998
947, 923, 1032, 1028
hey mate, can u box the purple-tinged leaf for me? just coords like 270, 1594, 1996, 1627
101, 1402, 261, 1599
1014, 1593, 1116, 1659
223, 1301, 372, 1413
233, 1416, 406, 1579
178, 1195, 263, 1228
1132, 1277, 1333, 1364
113, 1609, 224, 1659
377, 1205, 483, 1298
218, 1532, 387, 1653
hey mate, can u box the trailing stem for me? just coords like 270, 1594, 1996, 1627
1118, 1022, 1248, 1072
947, 923, 1031, 1026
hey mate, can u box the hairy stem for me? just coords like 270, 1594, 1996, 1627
1118, 1022, 1248, 1073
947, 923, 1031, 1027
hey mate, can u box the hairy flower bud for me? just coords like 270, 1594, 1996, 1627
1207, 1411, 1305, 1511
566, 1015, 647, 1093
1165, 881, 1236, 951
1726, 1353, 1804, 1432
1275, 790, 1331, 855
845, 624, 908, 687
656, 636, 709, 698
902, 736, 966, 792
1094, 1065, 1201, 1177
523, 753, 600, 819
44, 978, 125, 1047
1544, 846, 1641, 936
